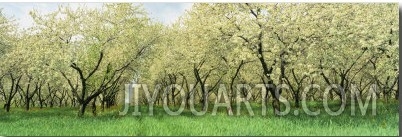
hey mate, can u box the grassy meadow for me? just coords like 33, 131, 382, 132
0, 101, 398, 136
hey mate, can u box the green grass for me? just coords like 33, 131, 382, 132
0, 101, 399, 136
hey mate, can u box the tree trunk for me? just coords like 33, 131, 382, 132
92, 97, 97, 116
59, 99, 63, 107
72, 98, 76, 107
396, 78, 399, 100
186, 95, 190, 109
50, 101, 54, 108
38, 90, 43, 109
4, 100, 11, 112
31, 98, 35, 108
295, 92, 300, 108
202, 92, 208, 111
101, 99, 105, 111
78, 101, 89, 117
65, 100, 68, 107
25, 96, 30, 111
277, 51, 286, 114
171, 89, 175, 106
39, 100, 43, 109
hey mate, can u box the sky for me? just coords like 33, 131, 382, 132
0, 3, 193, 29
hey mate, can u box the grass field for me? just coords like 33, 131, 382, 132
0, 101, 399, 136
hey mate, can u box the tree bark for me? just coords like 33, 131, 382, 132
78, 101, 89, 117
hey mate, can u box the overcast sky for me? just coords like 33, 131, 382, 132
0, 3, 193, 29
